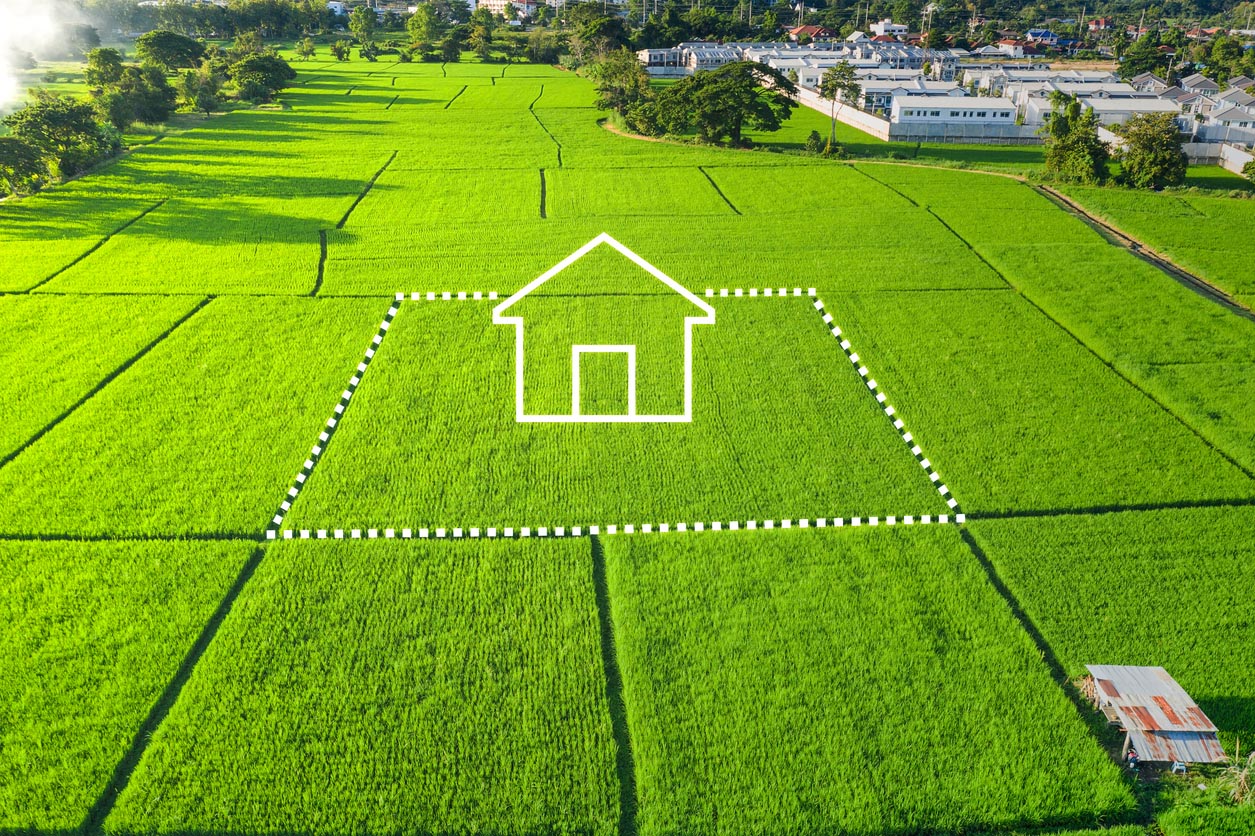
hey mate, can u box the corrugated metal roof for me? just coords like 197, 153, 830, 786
1085, 665, 1226, 764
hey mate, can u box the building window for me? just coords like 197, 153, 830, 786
978, 111, 987, 117
931, 110, 940, 116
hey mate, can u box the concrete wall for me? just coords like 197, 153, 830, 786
1219, 142, 1254, 176
797, 87, 893, 140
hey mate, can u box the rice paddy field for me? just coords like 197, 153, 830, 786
2, 54, 1254, 836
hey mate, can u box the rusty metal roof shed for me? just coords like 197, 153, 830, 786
1086, 664, 1226, 764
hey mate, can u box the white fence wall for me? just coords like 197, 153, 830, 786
797, 88, 892, 140
1219, 142, 1254, 176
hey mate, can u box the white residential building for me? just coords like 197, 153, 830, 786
891, 95, 1017, 124
1081, 96, 1182, 126
870, 18, 909, 37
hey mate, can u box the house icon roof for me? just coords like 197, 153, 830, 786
492, 233, 716, 423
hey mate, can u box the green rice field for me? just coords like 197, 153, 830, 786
2, 54, 1254, 836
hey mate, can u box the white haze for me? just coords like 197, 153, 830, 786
0, 0, 69, 112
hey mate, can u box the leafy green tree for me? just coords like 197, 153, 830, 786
655, 61, 797, 146
819, 61, 860, 150
1117, 112, 1186, 190
441, 33, 464, 62
349, 6, 378, 47
1110, 27, 1129, 59
0, 137, 47, 196
228, 30, 268, 61
1207, 34, 1244, 84
116, 65, 177, 124
68, 24, 103, 56
526, 29, 561, 63
229, 53, 296, 101
2, 91, 118, 178
589, 48, 652, 116
136, 29, 206, 69
469, 24, 493, 59
1040, 91, 1109, 184
94, 89, 136, 131
177, 63, 223, 116
330, 39, 352, 61
296, 37, 317, 59
84, 48, 125, 87
804, 129, 823, 153
407, 4, 442, 44
1118, 33, 1163, 81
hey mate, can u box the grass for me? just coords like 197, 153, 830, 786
0, 294, 199, 460
0, 297, 386, 536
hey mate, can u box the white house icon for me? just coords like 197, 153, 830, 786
492, 233, 716, 423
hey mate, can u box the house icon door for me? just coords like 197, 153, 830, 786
492, 233, 716, 424
572, 345, 637, 417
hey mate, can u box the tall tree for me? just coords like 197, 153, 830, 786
2, 91, 117, 178
819, 61, 860, 149
1117, 112, 1186, 190
136, 29, 206, 69
1039, 91, 1109, 184
655, 61, 798, 146
407, 4, 442, 44
84, 48, 125, 88
0, 137, 47, 196
349, 6, 378, 47
589, 48, 652, 116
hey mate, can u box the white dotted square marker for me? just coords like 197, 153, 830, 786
729, 521, 740, 530
589, 525, 600, 535
956, 513, 966, 523
419, 528, 430, 538
487, 527, 498, 538
606, 525, 617, 535
711, 521, 722, 531
436, 527, 447, 538
624, 524, 635, 534
442, 292, 452, 300
504, 527, 514, 537
454, 527, 464, 538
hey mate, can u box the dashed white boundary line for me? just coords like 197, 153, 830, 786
268, 288, 964, 541
278, 513, 964, 540
810, 295, 963, 517
266, 298, 401, 538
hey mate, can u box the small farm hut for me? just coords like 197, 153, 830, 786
1084, 665, 1225, 764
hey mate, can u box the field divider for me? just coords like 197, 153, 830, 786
27, 199, 169, 292
539, 169, 547, 219
920, 201, 1255, 483
0, 296, 212, 472
335, 150, 398, 230
697, 167, 742, 215
590, 534, 638, 836
528, 87, 563, 167
809, 294, 965, 517
444, 85, 467, 108
266, 297, 401, 539
79, 544, 270, 835
385, 94, 399, 110
313, 230, 328, 296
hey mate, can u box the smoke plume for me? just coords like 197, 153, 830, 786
0, 0, 69, 112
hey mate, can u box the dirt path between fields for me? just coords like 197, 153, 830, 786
1034, 185, 1255, 322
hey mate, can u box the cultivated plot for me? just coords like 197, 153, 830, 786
283, 293, 952, 533
107, 538, 619, 835
0, 297, 386, 536
968, 506, 1255, 752
0, 294, 201, 462
604, 526, 1134, 836
0, 539, 254, 830
830, 290, 1255, 512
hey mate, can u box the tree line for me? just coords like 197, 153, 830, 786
1, 31, 295, 197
